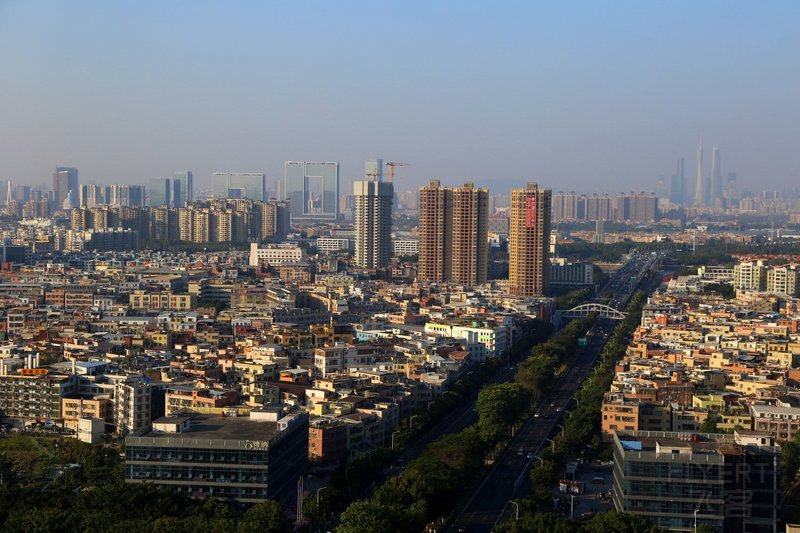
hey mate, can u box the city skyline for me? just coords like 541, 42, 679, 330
1, 2, 798, 193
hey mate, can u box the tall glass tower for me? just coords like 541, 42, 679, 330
173, 171, 193, 207
212, 173, 266, 200
284, 162, 339, 223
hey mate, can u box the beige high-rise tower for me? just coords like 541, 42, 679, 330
418, 180, 488, 285
509, 182, 551, 296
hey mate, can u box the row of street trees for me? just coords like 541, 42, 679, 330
499, 292, 652, 533
335, 317, 594, 532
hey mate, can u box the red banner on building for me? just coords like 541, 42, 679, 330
525, 196, 537, 228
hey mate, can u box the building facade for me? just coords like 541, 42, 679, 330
418, 180, 488, 285
508, 183, 551, 296
212, 173, 267, 201
284, 161, 339, 223
612, 430, 779, 532
125, 412, 308, 503
353, 173, 393, 269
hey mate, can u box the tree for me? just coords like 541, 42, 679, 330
699, 412, 721, 433
238, 501, 286, 533
581, 511, 662, 533
337, 500, 423, 533
476, 383, 528, 443
782, 440, 800, 491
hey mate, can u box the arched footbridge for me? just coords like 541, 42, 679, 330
561, 303, 627, 320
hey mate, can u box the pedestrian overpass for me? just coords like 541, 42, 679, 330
561, 302, 626, 320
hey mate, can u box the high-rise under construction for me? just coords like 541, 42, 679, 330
508, 182, 551, 296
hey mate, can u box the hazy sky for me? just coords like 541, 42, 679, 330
1, 1, 798, 195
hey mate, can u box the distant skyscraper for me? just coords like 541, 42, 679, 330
212, 173, 266, 201
419, 180, 489, 285
670, 157, 685, 205
128, 185, 145, 207
52, 167, 79, 209
353, 160, 392, 269
173, 171, 193, 207
80, 184, 101, 208
694, 141, 704, 207
364, 159, 383, 181
711, 147, 722, 203
14, 185, 31, 204
725, 172, 738, 200
509, 182, 551, 296
148, 177, 171, 207
284, 162, 339, 222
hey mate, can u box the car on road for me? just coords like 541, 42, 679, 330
527, 452, 534, 459
517, 448, 524, 456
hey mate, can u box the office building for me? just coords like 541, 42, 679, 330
694, 141, 704, 207
212, 172, 266, 201
670, 157, 685, 205
508, 183, 551, 296
711, 147, 722, 203
53, 167, 79, 209
125, 411, 308, 503
549, 259, 594, 287
149, 178, 171, 207
418, 180, 488, 285
353, 161, 393, 269
172, 171, 193, 207
612, 430, 779, 532
284, 161, 339, 222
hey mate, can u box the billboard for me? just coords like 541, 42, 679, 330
525, 196, 537, 228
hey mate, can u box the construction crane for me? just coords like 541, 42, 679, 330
385, 162, 410, 183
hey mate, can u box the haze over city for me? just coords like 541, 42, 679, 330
1, 1, 798, 194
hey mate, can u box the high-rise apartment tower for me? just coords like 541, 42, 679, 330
418, 180, 488, 285
508, 182, 551, 296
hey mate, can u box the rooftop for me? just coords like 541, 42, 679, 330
142, 414, 278, 442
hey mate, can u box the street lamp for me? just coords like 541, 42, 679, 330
427, 401, 436, 411
391, 430, 401, 450
572, 397, 580, 408
508, 500, 519, 521
533, 455, 544, 466
546, 438, 556, 453
557, 424, 565, 437
316, 486, 328, 508
694, 508, 699, 532
410, 415, 419, 429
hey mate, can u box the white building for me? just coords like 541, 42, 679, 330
766, 265, 799, 296
424, 322, 509, 361
317, 238, 351, 254
393, 239, 419, 257
733, 261, 767, 291
249, 243, 306, 267
109, 374, 152, 436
